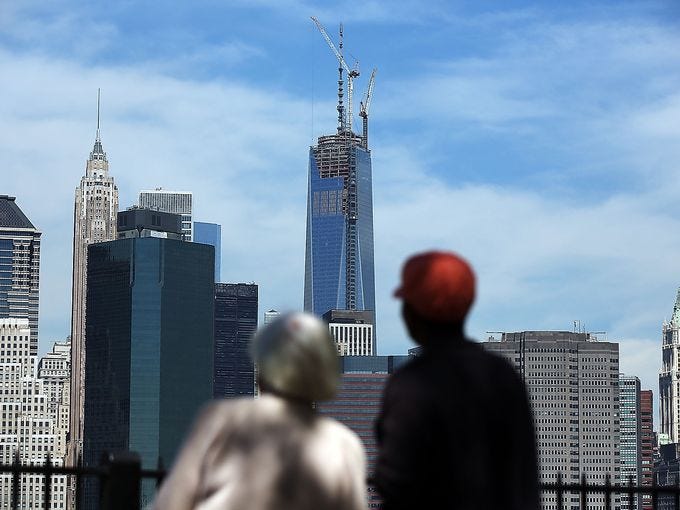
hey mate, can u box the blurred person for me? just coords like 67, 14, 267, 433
153, 312, 367, 510
374, 251, 539, 510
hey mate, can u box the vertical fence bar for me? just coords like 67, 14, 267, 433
11, 451, 19, 510
43, 454, 52, 510
652, 475, 658, 510
556, 473, 563, 510
580, 472, 587, 510
99, 451, 141, 510
628, 475, 634, 510
156, 456, 165, 489
76, 454, 83, 510
605, 473, 611, 510
676, 475, 680, 510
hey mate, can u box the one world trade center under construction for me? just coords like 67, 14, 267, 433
304, 18, 376, 328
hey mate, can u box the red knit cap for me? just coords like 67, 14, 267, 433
394, 251, 476, 322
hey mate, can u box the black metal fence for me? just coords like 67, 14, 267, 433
0, 455, 679, 510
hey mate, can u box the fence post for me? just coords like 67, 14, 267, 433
11, 451, 20, 510
99, 451, 142, 510
43, 454, 52, 509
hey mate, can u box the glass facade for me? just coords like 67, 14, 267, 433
83, 237, 214, 506
304, 139, 375, 318
0, 197, 41, 355
194, 221, 221, 282
214, 283, 258, 398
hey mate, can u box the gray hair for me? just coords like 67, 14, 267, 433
251, 312, 339, 402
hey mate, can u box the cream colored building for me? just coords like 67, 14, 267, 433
0, 319, 68, 509
68, 101, 118, 471
660, 290, 680, 443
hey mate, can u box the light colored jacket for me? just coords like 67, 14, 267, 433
153, 394, 367, 510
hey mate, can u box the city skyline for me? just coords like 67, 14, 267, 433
2, 1, 680, 402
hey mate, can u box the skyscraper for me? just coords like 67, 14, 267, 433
194, 221, 221, 281
661, 289, 680, 443
316, 355, 411, 508
139, 189, 193, 241
68, 92, 119, 468
619, 375, 642, 510
214, 283, 258, 398
640, 390, 654, 510
83, 215, 214, 506
304, 21, 375, 320
0, 196, 41, 355
485, 331, 620, 510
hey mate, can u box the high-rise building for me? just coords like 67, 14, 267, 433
485, 331, 620, 510
68, 94, 119, 470
0, 319, 68, 508
323, 309, 374, 355
83, 219, 214, 506
194, 221, 221, 282
620, 375, 642, 510
640, 390, 654, 510
0, 195, 41, 355
304, 24, 375, 321
316, 355, 411, 509
263, 309, 280, 325
661, 289, 680, 443
214, 283, 258, 398
139, 189, 193, 241
38, 338, 71, 459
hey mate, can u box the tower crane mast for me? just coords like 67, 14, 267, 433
311, 16, 360, 133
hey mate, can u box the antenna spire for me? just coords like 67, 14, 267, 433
96, 88, 101, 141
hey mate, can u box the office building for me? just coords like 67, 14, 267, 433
485, 331, 620, 510
316, 355, 411, 509
68, 96, 119, 469
117, 207, 182, 240
304, 27, 375, 321
322, 309, 374, 355
83, 224, 214, 506
619, 375, 641, 510
263, 309, 280, 325
194, 221, 221, 282
38, 338, 71, 459
641, 390, 653, 510
139, 189, 192, 241
0, 319, 68, 508
214, 283, 258, 398
0, 195, 41, 355
661, 289, 680, 443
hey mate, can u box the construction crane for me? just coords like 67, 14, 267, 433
359, 68, 377, 149
311, 16, 360, 133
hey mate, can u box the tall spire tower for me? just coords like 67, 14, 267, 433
305, 19, 376, 341
67, 90, 119, 469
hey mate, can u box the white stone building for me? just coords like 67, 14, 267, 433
69, 95, 119, 469
660, 289, 680, 443
0, 319, 68, 509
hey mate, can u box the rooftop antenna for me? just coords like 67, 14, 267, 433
96, 88, 101, 141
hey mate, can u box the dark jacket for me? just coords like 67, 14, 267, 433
374, 336, 540, 510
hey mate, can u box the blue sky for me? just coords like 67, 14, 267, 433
2, 0, 680, 401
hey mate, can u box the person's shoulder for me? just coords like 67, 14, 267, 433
317, 415, 365, 455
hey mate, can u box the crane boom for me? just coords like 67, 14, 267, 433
359, 68, 377, 148
311, 16, 360, 133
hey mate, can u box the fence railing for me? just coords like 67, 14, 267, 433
0, 451, 164, 510
0, 455, 677, 510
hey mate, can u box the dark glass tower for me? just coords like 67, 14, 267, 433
83, 236, 214, 506
214, 283, 258, 398
0, 196, 41, 355
303, 40, 376, 319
